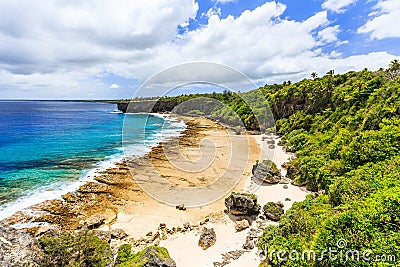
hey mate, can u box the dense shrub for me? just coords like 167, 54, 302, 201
257, 62, 400, 266
39, 230, 112, 267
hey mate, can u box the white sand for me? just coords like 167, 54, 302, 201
160, 217, 251, 267
159, 134, 309, 267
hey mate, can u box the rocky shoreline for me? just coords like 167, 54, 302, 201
0, 116, 308, 266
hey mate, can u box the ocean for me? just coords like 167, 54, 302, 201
0, 101, 185, 220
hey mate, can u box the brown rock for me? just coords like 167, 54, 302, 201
62, 192, 78, 202
111, 229, 128, 239
94, 230, 111, 243
235, 219, 250, 232
77, 182, 109, 194
263, 202, 284, 221
224, 192, 260, 216
35, 225, 61, 237
80, 214, 106, 229
94, 175, 119, 185
198, 227, 216, 250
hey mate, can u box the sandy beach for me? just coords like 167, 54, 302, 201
157, 133, 309, 267
1, 116, 309, 266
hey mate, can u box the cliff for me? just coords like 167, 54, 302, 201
117, 99, 179, 113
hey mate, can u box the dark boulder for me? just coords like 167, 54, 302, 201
110, 229, 128, 240
252, 160, 282, 184
225, 192, 260, 215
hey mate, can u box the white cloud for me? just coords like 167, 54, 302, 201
318, 25, 340, 43
0, 0, 199, 75
322, 0, 358, 13
215, 0, 236, 4
358, 0, 400, 39
202, 7, 222, 18
0, 0, 397, 99
110, 84, 120, 89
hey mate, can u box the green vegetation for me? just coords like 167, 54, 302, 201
112, 60, 400, 266
115, 245, 175, 267
123, 89, 274, 131
231, 191, 259, 201
39, 230, 112, 267
256, 61, 400, 266
36, 60, 400, 266
146, 60, 400, 265
263, 202, 284, 218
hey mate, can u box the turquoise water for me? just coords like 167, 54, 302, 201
0, 101, 185, 219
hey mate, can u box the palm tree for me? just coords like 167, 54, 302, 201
326, 70, 334, 77
389, 59, 400, 71
311, 72, 318, 79
388, 59, 400, 79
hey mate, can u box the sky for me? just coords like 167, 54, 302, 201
0, 0, 399, 99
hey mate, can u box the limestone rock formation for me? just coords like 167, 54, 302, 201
116, 245, 176, 267
225, 192, 260, 215
235, 219, 250, 232
252, 160, 282, 184
111, 229, 128, 240
263, 202, 284, 221
198, 227, 216, 250
79, 214, 106, 229
0, 223, 43, 266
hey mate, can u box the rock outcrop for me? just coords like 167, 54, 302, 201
198, 227, 217, 250
263, 202, 284, 221
110, 229, 128, 240
116, 245, 176, 267
235, 219, 250, 232
79, 214, 106, 229
0, 223, 43, 266
139, 246, 176, 267
252, 160, 282, 184
225, 192, 260, 215
282, 161, 298, 180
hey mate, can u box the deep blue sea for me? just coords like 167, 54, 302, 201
0, 101, 185, 219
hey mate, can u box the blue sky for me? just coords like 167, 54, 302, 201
0, 0, 399, 99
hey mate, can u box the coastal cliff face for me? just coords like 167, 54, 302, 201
117, 99, 179, 113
